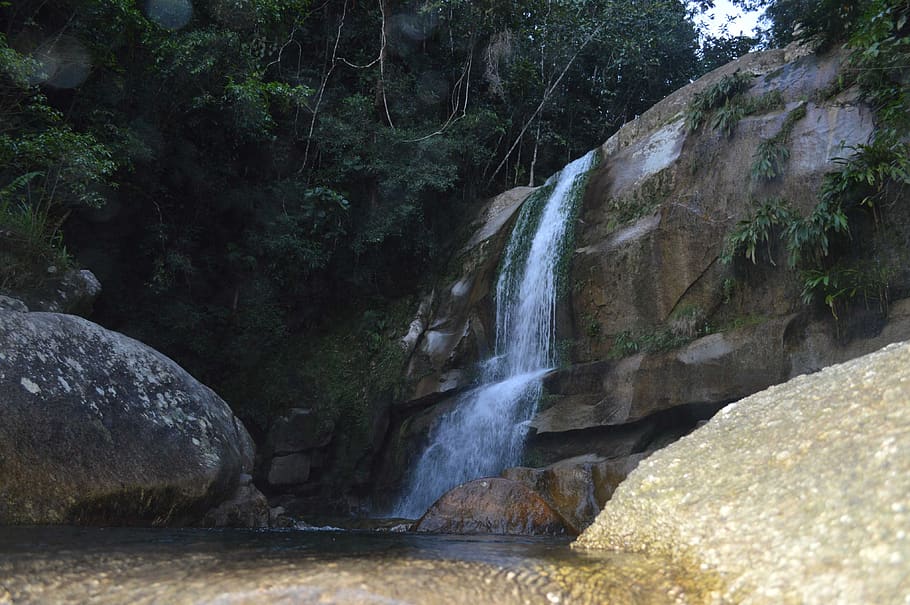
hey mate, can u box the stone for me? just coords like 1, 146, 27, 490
21, 268, 102, 316
0, 309, 254, 525
201, 475, 269, 528
267, 453, 311, 486
534, 315, 798, 433
401, 186, 533, 404
503, 453, 646, 533
412, 477, 573, 536
0, 296, 28, 312
269, 408, 334, 454
575, 340, 910, 604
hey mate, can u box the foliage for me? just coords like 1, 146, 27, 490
0, 33, 114, 291
750, 102, 806, 180
685, 68, 790, 138
0, 0, 802, 496
685, 71, 755, 132
751, 138, 790, 180
801, 261, 892, 320
722, 197, 795, 265
699, 34, 760, 73
734, 0, 868, 48
608, 326, 698, 359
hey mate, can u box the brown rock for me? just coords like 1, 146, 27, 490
503, 454, 646, 532
412, 477, 573, 536
534, 315, 799, 434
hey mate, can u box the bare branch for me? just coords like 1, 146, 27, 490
300, 0, 349, 172
485, 25, 603, 188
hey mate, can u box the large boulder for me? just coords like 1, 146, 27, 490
14, 268, 102, 317
412, 477, 573, 536
0, 308, 256, 525
503, 453, 646, 533
575, 340, 910, 604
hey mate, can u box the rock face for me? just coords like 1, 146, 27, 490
256, 408, 335, 493
376, 46, 910, 509
402, 186, 533, 404
502, 454, 646, 533
17, 268, 102, 316
0, 307, 257, 526
576, 340, 910, 604
413, 478, 573, 536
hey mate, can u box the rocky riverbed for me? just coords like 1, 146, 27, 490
0, 527, 719, 605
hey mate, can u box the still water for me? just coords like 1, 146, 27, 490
0, 527, 716, 604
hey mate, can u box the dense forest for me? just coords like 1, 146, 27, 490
1, 0, 907, 477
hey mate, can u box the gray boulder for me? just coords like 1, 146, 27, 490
20, 268, 102, 316
0, 309, 255, 525
576, 340, 910, 604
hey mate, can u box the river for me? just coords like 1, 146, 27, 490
0, 527, 716, 604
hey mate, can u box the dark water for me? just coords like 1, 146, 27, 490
0, 527, 716, 604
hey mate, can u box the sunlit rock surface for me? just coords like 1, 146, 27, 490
0, 309, 256, 525
503, 454, 646, 533
413, 477, 573, 536
576, 340, 910, 604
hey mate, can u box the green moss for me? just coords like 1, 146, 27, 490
495, 181, 557, 301
555, 148, 601, 300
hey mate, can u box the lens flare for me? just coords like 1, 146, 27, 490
144, 0, 193, 30
29, 36, 91, 89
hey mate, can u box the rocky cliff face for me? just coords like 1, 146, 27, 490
377, 46, 910, 523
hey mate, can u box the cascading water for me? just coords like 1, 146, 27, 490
394, 150, 596, 518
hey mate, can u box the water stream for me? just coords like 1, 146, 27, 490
395, 151, 597, 518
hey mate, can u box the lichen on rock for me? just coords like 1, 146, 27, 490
0, 308, 257, 526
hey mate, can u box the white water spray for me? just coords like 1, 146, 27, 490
394, 150, 596, 518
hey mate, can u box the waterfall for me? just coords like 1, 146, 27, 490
394, 150, 596, 518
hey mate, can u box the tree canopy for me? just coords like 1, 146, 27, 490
0, 0, 758, 440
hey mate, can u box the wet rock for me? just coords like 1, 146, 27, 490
503, 453, 646, 532
576, 340, 910, 604
402, 186, 532, 404
202, 475, 269, 528
413, 477, 573, 536
0, 309, 254, 525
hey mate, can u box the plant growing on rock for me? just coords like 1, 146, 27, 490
751, 103, 807, 181
685, 71, 755, 132
721, 197, 795, 266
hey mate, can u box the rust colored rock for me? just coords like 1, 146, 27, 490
503, 453, 647, 532
412, 477, 574, 536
